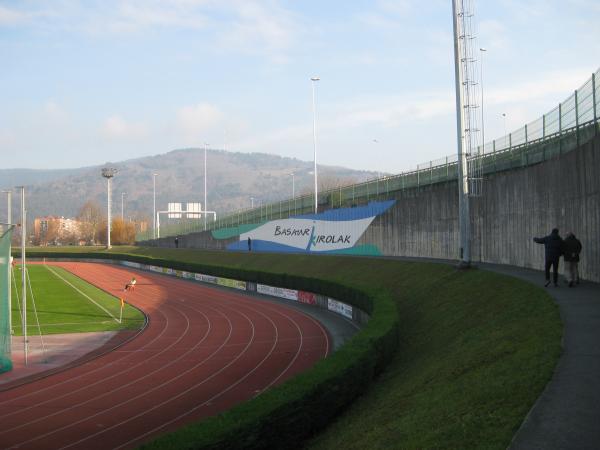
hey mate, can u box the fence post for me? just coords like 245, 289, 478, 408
559, 102, 562, 154
542, 114, 546, 138
430, 161, 433, 184
593, 72, 598, 136
575, 89, 579, 147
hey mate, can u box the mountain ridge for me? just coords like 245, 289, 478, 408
0, 148, 382, 225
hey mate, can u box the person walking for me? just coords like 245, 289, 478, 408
562, 232, 582, 287
247, 237, 252, 252
534, 228, 563, 287
175, 236, 179, 248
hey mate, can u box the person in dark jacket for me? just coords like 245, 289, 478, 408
561, 232, 582, 287
534, 228, 563, 287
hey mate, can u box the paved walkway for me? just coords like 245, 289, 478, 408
478, 263, 600, 450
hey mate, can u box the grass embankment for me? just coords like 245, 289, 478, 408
11, 264, 145, 335
20, 246, 562, 449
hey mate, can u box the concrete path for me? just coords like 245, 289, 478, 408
1, 331, 121, 388
478, 263, 600, 450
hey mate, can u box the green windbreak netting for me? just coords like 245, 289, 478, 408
0, 226, 13, 373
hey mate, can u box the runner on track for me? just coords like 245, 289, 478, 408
124, 277, 137, 292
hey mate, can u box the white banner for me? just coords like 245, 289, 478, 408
328, 298, 353, 319
195, 273, 218, 284
257, 284, 299, 301
240, 217, 375, 252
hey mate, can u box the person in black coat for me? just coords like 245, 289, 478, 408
534, 228, 563, 287
561, 232, 582, 287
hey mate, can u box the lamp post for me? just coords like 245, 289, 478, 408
2, 190, 11, 338
290, 172, 295, 198
502, 113, 507, 138
204, 142, 208, 231
121, 192, 126, 220
17, 186, 27, 364
479, 48, 487, 152
102, 168, 117, 249
250, 197, 254, 209
311, 76, 320, 214
153, 173, 158, 239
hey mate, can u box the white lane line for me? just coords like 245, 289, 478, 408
44, 265, 120, 323
58, 302, 254, 450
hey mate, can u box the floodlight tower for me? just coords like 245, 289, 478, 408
16, 186, 27, 364
204, 143, 208, 231
311, 77, 320, 214
452, 0, 482, 267
101, 168, 117, 249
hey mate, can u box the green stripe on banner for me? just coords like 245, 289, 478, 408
0, 227, 13, 373
330, 244, 382, 256
212, 223, 265, 240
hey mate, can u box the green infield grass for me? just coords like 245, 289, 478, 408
10, 264, 145, 336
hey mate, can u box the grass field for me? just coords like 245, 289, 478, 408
18, 247, 562, 449
10, 264, 145, 336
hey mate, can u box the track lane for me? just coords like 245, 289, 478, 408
0, 262, 329, 450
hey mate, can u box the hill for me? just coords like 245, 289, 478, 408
0, 148, 380, 224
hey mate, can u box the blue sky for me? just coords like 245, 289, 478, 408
1, 0, 599, 173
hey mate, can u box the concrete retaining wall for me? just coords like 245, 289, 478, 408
142, 134, 600, 282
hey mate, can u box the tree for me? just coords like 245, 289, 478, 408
77, 201, 105, 244
111, 218, 136, 245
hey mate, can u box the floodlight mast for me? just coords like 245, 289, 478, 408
311, 77, 320, 214
101, 168, 117, 249
451, 0, 470, 266
204, 143, 208, 231
2, 190, 11, 338
17, 186, 27, 365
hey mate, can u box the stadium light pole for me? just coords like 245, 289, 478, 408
102, 168, 116, 249
17, 186, 27, 364
2, 190, 11, 339
452, 0, 471, 266
480, 48, 487, 151
121, 192, 126, 220
290, 172, 295, 199
311, 76, 320, 214
204, 143, 208, 231
153, 173, 158, 239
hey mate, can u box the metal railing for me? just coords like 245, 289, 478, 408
138, 68, 600, 241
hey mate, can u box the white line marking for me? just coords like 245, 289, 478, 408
44, 265, 120, 323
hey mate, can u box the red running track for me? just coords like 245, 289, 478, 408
0, 262, 330, 450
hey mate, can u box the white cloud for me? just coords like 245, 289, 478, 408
217, 1, 299, 62
103, 115, 147, 139
0, 6, 29, 26
486, 68, 592, 106
176, 102, 224, 139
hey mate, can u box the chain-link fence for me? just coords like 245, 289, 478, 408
138, 69, 600, 241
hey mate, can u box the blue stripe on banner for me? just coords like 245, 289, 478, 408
291, 200, 395, 221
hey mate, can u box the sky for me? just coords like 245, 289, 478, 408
1, 0, 599, 173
